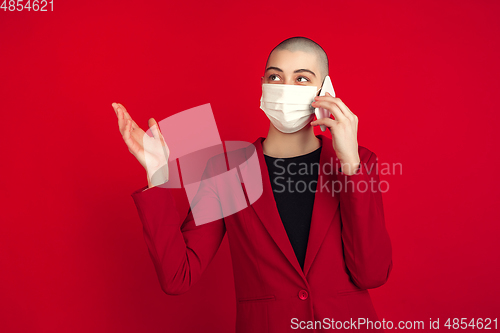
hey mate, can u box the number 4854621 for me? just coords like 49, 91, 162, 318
1, 0, 53, 11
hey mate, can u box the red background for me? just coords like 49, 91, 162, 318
1, 0, 499, 332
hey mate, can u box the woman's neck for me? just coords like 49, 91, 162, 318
262, 124, 321, 158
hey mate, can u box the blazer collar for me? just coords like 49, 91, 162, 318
246, 134, 340, 280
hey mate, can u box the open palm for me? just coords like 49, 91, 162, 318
112, 102, 170, 185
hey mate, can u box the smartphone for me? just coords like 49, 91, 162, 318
314, 75, 336, 132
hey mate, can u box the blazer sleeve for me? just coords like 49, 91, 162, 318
338, 149, 393, 290
130, 158, 226, 295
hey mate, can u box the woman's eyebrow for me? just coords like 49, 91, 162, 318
265, 66, 316, 77
294, 69, 316, 77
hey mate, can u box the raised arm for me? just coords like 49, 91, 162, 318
310, 94, 393, 290
112, 102, 226, 295
131, 167, 226, 295
338, 150, 393, 290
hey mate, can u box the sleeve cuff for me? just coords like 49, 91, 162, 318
130, 184, 181, 226
338, 162, 362, 177
132, 185, 151, 194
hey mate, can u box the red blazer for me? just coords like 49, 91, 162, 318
131, 134, 393, 333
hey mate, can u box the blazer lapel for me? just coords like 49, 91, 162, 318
303, 134, 340, 277
247, 137, 307, 281
244, 134, 340, 281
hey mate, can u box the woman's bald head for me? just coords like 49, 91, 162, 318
265, 37, 329, 84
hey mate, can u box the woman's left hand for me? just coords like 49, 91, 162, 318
311, 92, 360, 175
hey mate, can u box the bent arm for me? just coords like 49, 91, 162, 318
339, 150, 393, 290
131, 160, 226, 295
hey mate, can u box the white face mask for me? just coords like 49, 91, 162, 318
260, 83, 320, 134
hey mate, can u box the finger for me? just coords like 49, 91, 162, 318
116, 103, 139, 131
148, 119, 170, 158
117, 108, 136, 136
314, 94, 355, 119
115, 104, 127, 135
312, 99, 346, 121
114, 103, 126, 125
325, 93, 357, 120
116, 103, 131, 120
310, 117, 337, 130
112, 103, 118, 115
123, 119, 137, 154
148, 118, 162, 141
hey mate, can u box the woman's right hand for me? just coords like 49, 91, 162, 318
112, 102, 170, 187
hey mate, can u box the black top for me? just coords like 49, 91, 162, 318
264, 145, 322, 271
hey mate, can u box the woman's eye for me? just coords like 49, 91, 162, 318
297, 76, 309, 83
269, 74, 280, 81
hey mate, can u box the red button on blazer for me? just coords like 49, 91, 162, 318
131, 134, 393, 333
298, 290, 308, 300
